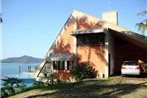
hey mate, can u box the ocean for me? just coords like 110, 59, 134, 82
1, 63, 38, 77
0, 63, 39, 87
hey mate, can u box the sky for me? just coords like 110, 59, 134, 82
1, 0, 147, 59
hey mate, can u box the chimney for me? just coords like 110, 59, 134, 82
102, 11, 118, 25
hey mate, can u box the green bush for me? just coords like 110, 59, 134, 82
1, 77, 26, 97
70, 63, 98, 81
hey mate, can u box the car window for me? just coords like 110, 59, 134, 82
123, 61, 138, 66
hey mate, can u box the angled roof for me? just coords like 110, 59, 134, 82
46, 10, 147, 58
71, 10, 147, 48
72, 28, 105, 35
47, 53, 73, 61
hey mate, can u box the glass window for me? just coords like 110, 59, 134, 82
53, 61, 58, 69
53, 61, 74, 70
77, 33, 105, 46
59, 61, 65, 70
67, 61, 73, 70
67, 61, 70, 70
123, 61, 138, 66
53, 61, 65, 70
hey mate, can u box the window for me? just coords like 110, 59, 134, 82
67, 61, 73, 70
53, 61, 65, 70
53, 61, 58, 69
123, 61, 138, 66
59, 61, 65, 70
53, 61, 73, 70
77, 33, 105, 46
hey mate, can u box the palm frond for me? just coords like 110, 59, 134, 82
136, 10, 147, 35
0, 13, 2, 23
136, 22, 147, 35
137, 10, 147, 16
0, 18, 2, 23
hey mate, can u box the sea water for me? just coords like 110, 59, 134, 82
0, 63, 38, 87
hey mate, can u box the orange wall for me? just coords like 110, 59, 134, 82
54, 23, 75, 54
53, 70, 71, 81
53, 16, 102, 54
52, 16, 105, 80
75, 16, 105, 76
77, 45, 106, 74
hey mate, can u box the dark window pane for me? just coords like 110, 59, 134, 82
67, 61, 70, 70
123, 61, 138, 66
67, 61, 73, 70
59, 61, 65, 70
77, 33, 105, 46
53, 61, 58, 69
57, 61, 60, 69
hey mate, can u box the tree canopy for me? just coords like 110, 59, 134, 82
136, 10, 147, 36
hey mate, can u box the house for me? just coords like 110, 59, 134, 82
34, 10, 147, 82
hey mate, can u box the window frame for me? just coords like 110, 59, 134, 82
77, 33, 105, 46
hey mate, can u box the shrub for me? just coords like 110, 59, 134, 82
70, 63, 98, 81
1, 77, 26, 97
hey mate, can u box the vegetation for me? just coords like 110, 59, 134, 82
0, 76, 69, 97
8, 76, 147, 98
136, 10, 147, 36
0, 13, 2, 23
70, 63, 98, 81
1, 77, 26, 97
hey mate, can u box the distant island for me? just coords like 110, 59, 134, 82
1, 55, 42, 64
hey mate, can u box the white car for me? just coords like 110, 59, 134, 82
121, 61, 142, 76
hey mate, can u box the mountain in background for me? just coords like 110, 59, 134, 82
1, 55, 42, 64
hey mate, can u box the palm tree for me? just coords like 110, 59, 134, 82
0, 13, 2, 23
136, 10, 147, 36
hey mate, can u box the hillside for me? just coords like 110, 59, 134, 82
1, 55, 42, 64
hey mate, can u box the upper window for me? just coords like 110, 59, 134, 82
77, 33, 105, 46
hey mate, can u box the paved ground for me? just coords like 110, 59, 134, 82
9, 75, 147, 98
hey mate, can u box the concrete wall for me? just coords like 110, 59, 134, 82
108, 30, 115, 76
102, 11, 118, 26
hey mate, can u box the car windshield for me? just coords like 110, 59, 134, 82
123, 61, 138, 66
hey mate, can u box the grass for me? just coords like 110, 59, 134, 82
9, 76, 147, 98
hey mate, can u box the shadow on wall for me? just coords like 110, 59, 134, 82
55, 14, 106, 55
77, 45, 107, 73
67, 14, 107, 63
66, 15, 105, 30
54, 38, 72, 54
53, 14, 108, 77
